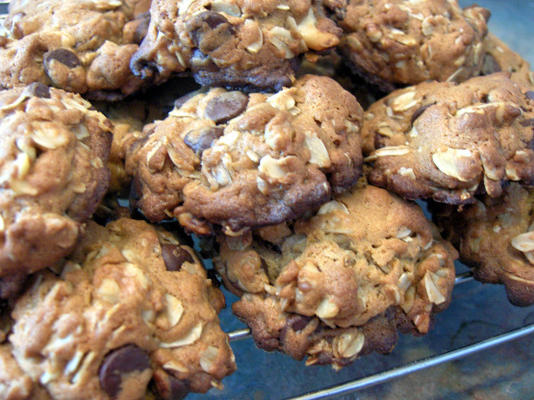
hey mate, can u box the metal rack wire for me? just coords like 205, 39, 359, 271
1, 1, 532, 398
223, 270, 534, 399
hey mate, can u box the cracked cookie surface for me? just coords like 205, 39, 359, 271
0, 0, 150, 99
9, 218, 235, 400
216, 183, 457, 368
362, 73, 534, 204
324, 0, 489, 91
131, 0, 341, 90
0, 84, 111, 290
433, 183, 534, 306
126, 75, 363, 234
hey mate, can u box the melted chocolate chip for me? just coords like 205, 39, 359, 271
154, 370, 190, 400
189, 11, 234, 52
204, 92, 248, 124
481, 53, 502, 75
27, 82, 50, 98
99, 345, 151, 398
161, 244, 194, 271
410, 102, 435, 125
44, 48, 81, 68
184, 126, 224, 154
287, 315, 312, 332
526, 91, 534, 101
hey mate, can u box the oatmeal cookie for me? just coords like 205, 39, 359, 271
433, 183, 534, 306
216, 183, 457, 368
126, 75, 363, 234
0, 84, 112, 288
0, 0, 150, 100
324, 0, 489, 91
130, 0, 341, 90
362, 73, 534, 204
9, 218, 236, 399
481, 33, 534, 87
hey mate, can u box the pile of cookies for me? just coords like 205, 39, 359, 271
0, 0, 532, 399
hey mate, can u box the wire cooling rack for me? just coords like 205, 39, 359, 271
1, 0, 533, 398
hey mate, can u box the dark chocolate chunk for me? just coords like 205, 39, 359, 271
44, 48, 81, 69
161, 244, 194, 271
189, 11, 234, 52
99, 345, 151, 398
204, 92, 248, 124
154, 370, 190, 400
184, 126, 224, 154
27, 82, 51, 99
287, 315, 312, 332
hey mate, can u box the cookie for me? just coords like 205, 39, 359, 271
0, 0, 150, 100
9, 218, 236, 399
324, 0, 489, 91
481, 32, 534, 87
0, 344, 39, 400
362, 73, 534, 204
126, 75, 364, 234
216, 183, 457, 368
130, 0, 341, 90
433, 183, 534, 306
0, 84, 112, 289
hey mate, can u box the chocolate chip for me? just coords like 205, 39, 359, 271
44, 48, 81, 68
134, 12, 150, 44
526, 91, 534, 101
204, 92, 248, 124
99, 345, 151, 398
481, 53, 501, 75
189, 11, 234, 52
184, 126, 224, 154
154, 370, 190, 400
410, 102, 435, 125
27, 82, 50, 99
287, 315, 312, 332
520, 118, 534, 127
161, 244, 194, 271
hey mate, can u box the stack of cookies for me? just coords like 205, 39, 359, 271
0, 1, 532, 399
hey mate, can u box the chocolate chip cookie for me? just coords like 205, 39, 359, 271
324, 0, 489, 91
9, 218, 236, 399
0, 0, 150, 99
0, 84, 112, 293
216, 183, 457, 368
481, 33, 534, 87
131, 0, 341, 90
126, 75, 364, 234
362, 73, 534, 204
433, 183, 534, 306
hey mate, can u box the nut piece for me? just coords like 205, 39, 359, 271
315, 297, 339, 319
334, 330, 365, 359
423, 271, 446, 305
431, 148, 478, 182
511, 232, 534, 253
159, 323, 204, 348
305, 133, 331, 168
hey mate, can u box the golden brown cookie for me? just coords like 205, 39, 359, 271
131, 0, 341, 90
362, 73, 534, 204
126, 75, 364, 234
324, 0, 490, 91
9, 218, 236, 399
216, 183, 457, 368
0, 84, 112, 290
481, 32, 534, 87
0, 0, 150, 99
433, 183, 534, 306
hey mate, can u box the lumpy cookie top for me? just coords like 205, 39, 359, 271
9, 218, 236, 400
216, 184, 457, 367
126, 75, 364, 234
434, 183, 534, 306
362, 73, 534, 204
131, 0, 341, 90
481, 33, 534, 87
0, 0, 150, 99
324, 0, 489, 90
0, 84, 111, 282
